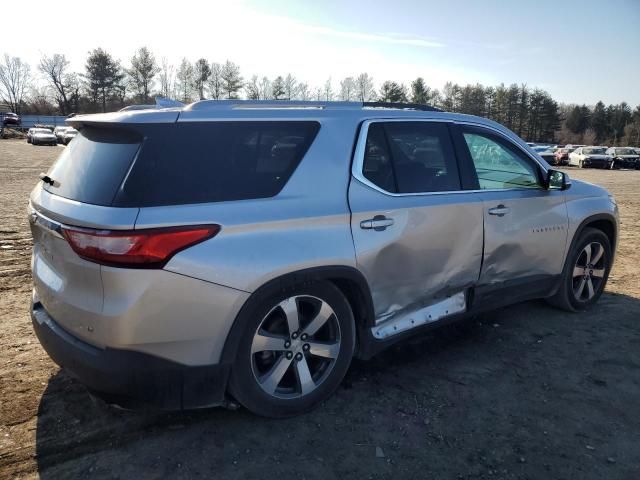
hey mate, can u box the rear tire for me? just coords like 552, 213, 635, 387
547, 227, 612, 312
228, 280, 355, 417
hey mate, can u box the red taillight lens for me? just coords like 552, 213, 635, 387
62, 225, 220, 268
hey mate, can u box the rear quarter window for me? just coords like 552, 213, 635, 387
115, 121, 320, 207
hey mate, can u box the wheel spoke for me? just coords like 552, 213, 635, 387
591, 268, 605, 278
586, 277, 595, 299
591, 244, 604, 265
251, 332, 288, 354
307, 340, 340, 359
295, 356, 315, 395
303, 301, 333, 336
575, 277, 586, 299
280, 298, 300, 335
260, 355, 293, 394
583, 244, 592, 265
572, 266, 584, 277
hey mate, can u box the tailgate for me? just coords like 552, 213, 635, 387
29, 185, 139, 346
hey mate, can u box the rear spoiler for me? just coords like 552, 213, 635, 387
118, 97, 185, 112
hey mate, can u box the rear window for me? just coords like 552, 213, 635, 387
116, 121, 320, 207
43, 122, 319, 207
43, 127, 141, 205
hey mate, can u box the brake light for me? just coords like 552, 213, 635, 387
62, 225, 220, 268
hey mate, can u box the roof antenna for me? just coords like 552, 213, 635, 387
155, 96, 184, 108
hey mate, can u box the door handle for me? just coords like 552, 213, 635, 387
360, 215, 394, 231
488, 205, 510, 217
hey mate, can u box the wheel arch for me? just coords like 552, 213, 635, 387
570, 213, 617, 255
220, 266, 375, 366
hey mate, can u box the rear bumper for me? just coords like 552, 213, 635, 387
32, 302, 230, 410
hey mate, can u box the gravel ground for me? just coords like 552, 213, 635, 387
0, 139, 638, 479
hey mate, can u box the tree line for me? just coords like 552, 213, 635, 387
1, 49, 639, 145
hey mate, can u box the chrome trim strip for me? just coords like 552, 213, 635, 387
351, 118, 549, 198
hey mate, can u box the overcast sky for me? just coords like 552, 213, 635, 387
3, 0, 639, 105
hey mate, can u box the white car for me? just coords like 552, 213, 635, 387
62, 128, 78, 145
53, 126, 69, 144
30, 128, 57, 146
568, 146, 612, 169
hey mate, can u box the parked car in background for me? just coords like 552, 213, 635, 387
1, 112, 21, 126
62, 128, 78, 145
568, 146, 612, 168
30, 128, 58, 146
532, 145, 557, 165
54, 126, 69, 144
554, 147, 573, 165
607, 147, 640, 169
29, 100, 618, 417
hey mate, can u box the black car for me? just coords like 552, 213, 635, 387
606, 147, 640, 169
1, 112, 21, 126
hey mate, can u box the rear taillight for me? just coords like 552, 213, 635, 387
62, 225, 220, 268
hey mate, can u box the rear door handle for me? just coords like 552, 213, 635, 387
488, 205, 510, 217
360, 215, 394, 231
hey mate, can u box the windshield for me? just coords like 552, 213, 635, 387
584, 148, 606, 155
34, 129, 51, 134
615, 148, 635, 155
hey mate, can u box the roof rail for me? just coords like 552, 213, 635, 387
363, 101, 442, 112
186, 100, 362, 111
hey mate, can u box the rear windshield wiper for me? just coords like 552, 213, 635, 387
39, 173, 60, 187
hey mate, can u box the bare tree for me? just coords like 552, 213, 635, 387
127, 47, 159, 103
39, 54, 73, 114
158, 58, 175, 98
284, 73, 297, 100
355, 73, 375, 102
192, 58, 211, 100
245, 75, 260, 100
259, 76, 271, 100
207, 62, 224, 100
0, 54, 31, 114
297, 82, 310, 101
175, 58, 194, 103
339, 77, 356, 101
315, 87, 323, 101
220, 60, 243, 99
272, 76, 285, 100
323, 78, 333, 101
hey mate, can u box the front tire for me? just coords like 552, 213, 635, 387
229, 281, 355, 417
547, 227, 612, 312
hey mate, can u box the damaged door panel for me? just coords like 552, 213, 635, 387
458, 125, 569, 289
349, 180, 484, 323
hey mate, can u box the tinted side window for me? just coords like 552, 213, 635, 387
116, 121, 320, 207
44, 127, 141, 206
462, 129, 541, 190
361, 122, 461, 194
362, 123, 396, 193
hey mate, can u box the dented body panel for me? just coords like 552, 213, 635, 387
348, 179, 484, 323
477, 188, 568, 285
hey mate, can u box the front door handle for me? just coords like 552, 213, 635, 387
488, 205, 510, 217
360, 215, 394, 231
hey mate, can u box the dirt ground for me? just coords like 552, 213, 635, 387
0, 139, 638, 479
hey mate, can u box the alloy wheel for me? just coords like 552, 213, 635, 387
250, 295, 341, 399
572, 242, 606, 302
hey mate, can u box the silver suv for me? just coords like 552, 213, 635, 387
29, 101, 618, 417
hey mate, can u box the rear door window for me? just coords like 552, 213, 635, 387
361, 121, 461, 193
116, 121, 320, 207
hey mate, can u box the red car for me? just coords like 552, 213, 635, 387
554, 147, 573, 165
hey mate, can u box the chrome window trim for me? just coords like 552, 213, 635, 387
351, 118, 549, 198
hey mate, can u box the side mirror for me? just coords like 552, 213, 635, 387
546, 169, 571, 191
